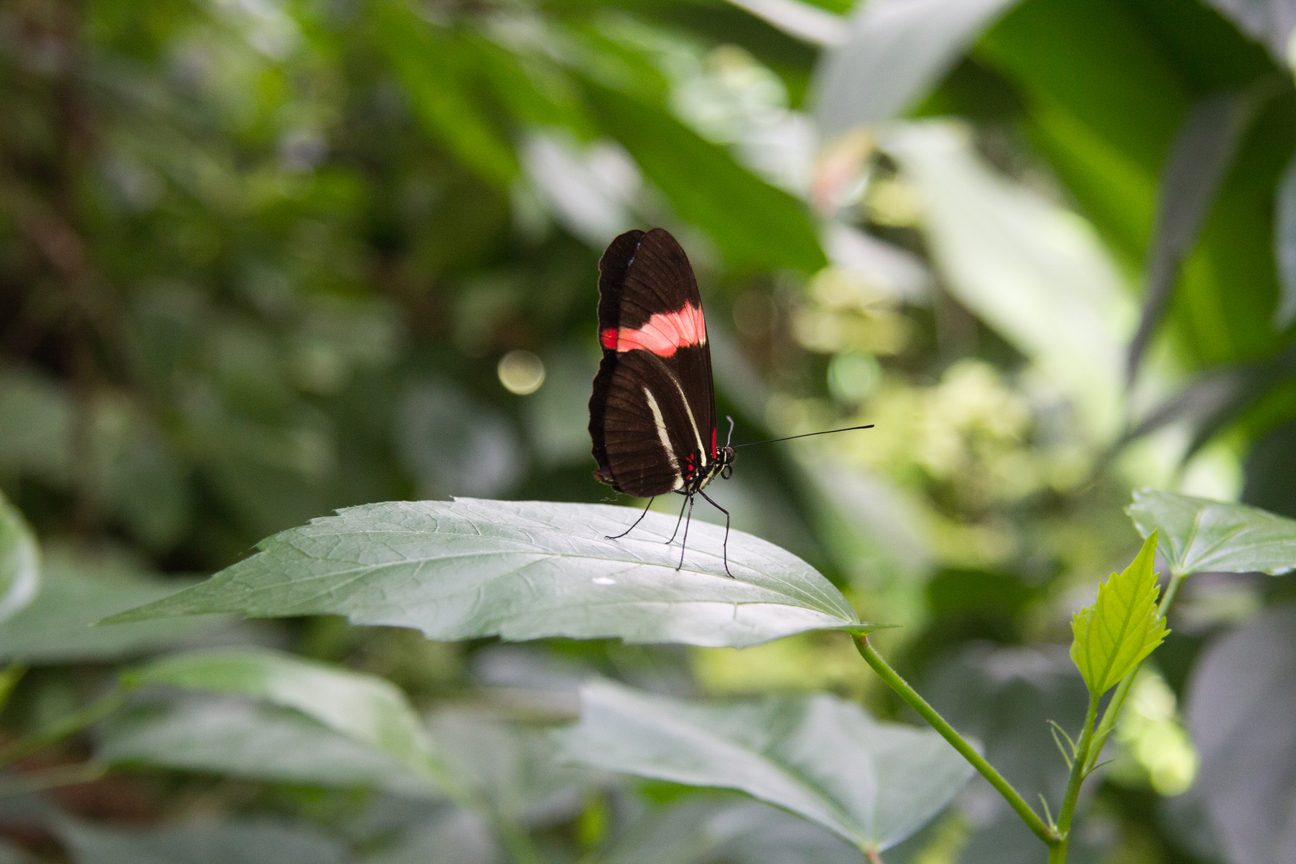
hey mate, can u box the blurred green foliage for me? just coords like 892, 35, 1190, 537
3, 0, 1296, 861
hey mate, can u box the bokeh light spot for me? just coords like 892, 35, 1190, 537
498, 350, 546, 395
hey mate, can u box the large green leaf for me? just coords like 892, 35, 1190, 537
375, 12, 518, 188
1127, 488, 1296, 576
882, 120, 1131, 439
1201, 0, 1296, 64
922, 645, 1094, 864
1185, 605, 1296, 864
0, 490, 38, 623
1070, 533, 1168, 696
724, 0, 846, 47
1127, 88, 1269, 383
429, 708, 600, 822
0, 558, 234, 662
124, 647, 437, 782
552, 680, 973, 854
599, 795, 866, 864
105, 500, 866, 649
97, 694, 440, 796
362, 809, 498, 864
584, 84, 827, 273
814, 0, 1021, 137
58, 818, 347, 864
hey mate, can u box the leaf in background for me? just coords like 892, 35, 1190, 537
125, 647, 437, 782
1185, 605, 1296, 864
0, 558, 235, 663
1127, 488, 1296, 576
363, 809, 499, 864
1127, 88, 1270, 385
0, 491, 38, 623
922, 645, 1093, 864
1201, 0, 1296, 66
584, 83, 827, 273
375, 13, 518, 188
813, 0, 1022, 139
600, 795, 866, 864
723, 0, 847, 47
1121, 345, 1296, 459
882, 121, 1132, 439
1274, 149, 1296, 328
1070, 533, 1167, 696
429, 709, 599, 824
58, 818, 347, 864
98, 694, 440, 796
104, 499, 867, 649
552, 680, 973, 853
0, 368, 71, 483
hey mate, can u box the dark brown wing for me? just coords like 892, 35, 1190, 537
590, 228, 717, 496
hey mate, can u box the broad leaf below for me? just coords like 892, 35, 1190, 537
552, 680, 973, 853
105, 499, 867, 649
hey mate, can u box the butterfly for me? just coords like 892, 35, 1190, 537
587, 228, 738, 576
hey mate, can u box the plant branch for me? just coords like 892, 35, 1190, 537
1050, 694, 1099, 864
853, 635, 1061, 847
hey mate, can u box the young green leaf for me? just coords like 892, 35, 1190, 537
552, 680, 973, 853
1070, 533, 1169, 696
1127, 488, 1296, 576
103, 500, 869, 649
0, 490, 39, 624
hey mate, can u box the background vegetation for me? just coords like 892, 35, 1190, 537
2, 0, 1296, 861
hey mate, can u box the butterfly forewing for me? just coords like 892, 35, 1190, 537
589, 229, 718, 498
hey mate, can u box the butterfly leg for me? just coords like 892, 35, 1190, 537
606, 497, 655, 540
676, 493, 695, 570
698, 489, 733, 578
664, 491, 689, 545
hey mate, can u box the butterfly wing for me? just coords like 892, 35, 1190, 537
589, 229, 718, 498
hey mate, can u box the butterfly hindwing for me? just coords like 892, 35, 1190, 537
590, 229, 717, 497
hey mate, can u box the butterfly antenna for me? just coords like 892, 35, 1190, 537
724, 415, 735, 448
732, 424, 874, 449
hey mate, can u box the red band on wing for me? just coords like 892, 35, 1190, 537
605, 303, 706, 357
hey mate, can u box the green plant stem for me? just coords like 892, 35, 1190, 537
853, 635, 1061, 848
1082, 569, 1186, 774
1050, 694, 1099, 864
0, 688, 127, 768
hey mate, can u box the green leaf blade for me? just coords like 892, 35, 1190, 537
0, 559, 236, 663
552, 680, 974, 852
125, 647, 435, 781
1127, 488, 1296, 577
1070, 532, 1168, 696
97, 695, 441, 796
104, 499, 864, 649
